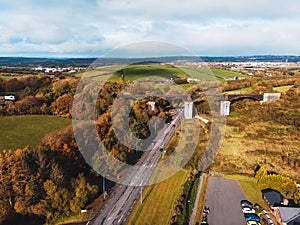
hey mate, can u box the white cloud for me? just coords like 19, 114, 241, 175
0, 0, 299, 56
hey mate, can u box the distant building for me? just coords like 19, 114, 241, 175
187, 78, 200, 83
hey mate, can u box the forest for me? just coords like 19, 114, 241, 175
0, 74, 174, 224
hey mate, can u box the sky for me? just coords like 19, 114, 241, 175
0, 0, 300, 57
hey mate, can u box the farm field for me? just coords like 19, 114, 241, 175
181, 67, 248, 82
76, 64, 248, 84
127, 169, 188, 225
0, 115, 71, 151
211, 68, 249, 80
75, 65, 123, 79
108, 64, 188, 82
76, 64, 187, 82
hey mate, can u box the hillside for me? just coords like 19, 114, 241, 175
209, 83, 300, 179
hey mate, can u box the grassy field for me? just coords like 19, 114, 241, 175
224, 87, 253, 94
181, 67, 248, 83
226, 174, 269, 210
273, 85, 294, 92
224, 85, 294, 94
127, 169, 188, 225
77, 64, 188, 81
211, 69, 249, 80
0, 115, 71, 150
75, 65, 249, 88
75, 65, 123, 79
0, 75, 17, 80
108, 64, 188, 82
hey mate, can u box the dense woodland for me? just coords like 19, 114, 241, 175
0, 75, 174, 224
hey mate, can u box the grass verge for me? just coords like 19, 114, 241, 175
193, 174, 208, 225
176, 174, 200, 224
127, 169, 188, 225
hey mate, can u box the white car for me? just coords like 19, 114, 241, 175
242, 207, 256, 214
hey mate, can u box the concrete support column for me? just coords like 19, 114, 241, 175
220, 101, 231, 116
147, 101, 156, 111
184, 101, 195, 119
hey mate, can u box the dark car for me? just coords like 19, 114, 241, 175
241, 199, 253, 208
244, 213, 260, 222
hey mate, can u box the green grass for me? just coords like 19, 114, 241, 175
0, 115, 71, 150
211, 69, 249, 79
226, 174, 269, 210
180, 67, 217, 81
0, 75, 17, 80
273, 85, 294, 92
180, 67, 248, 83
224, 87, 253, 94
127, 169, 188, 225
109, 64, 188, 82
177, 176, 201, 224
75, 65, 123, 79
75, 65, 248, 85
179, 83, 199, 90
224, 85, 293, 94
76, 64, 189, 82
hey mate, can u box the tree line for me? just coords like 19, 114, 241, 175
255, 166, 300, 204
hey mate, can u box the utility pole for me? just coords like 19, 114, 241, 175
103, 176, 106, 199
103, 175, 110, 199
140, 181, 143, 204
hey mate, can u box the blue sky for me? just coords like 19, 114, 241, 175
0, 0, 300, 57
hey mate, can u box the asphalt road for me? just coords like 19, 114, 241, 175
89, 111, 183, 225
204, 177, 247, 225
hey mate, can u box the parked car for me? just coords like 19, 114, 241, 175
241, 200, 253, 208
247, 221, 261, 225
242, 207, 256, 214
244, 213, 260, 222
203, 206, 210, 214
268, 219, 274, 225
261, 210, 267, 214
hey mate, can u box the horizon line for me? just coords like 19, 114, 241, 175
0, 54, 300, 60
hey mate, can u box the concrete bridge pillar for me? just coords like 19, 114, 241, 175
147, 101, 156, 111
184, 101, 195, 119
220, 101, 231, 116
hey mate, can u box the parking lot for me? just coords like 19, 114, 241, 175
204, 177, 247, 225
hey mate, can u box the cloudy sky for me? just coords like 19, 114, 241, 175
0, 0, 299, 57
